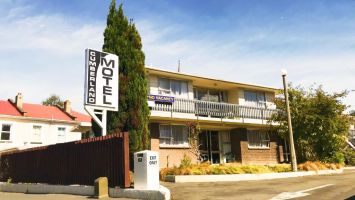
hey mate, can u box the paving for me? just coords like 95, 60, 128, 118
0, 192, 136, 200
162, 168, 355, 200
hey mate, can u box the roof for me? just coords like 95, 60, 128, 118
70, 111, 91, 123
146, 67, 278, 92
0, 100, 21, 116
0, 100, 91, 123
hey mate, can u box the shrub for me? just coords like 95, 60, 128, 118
180, 154, 192, 168
297, 161, 342, 171
343, 148, 355, 166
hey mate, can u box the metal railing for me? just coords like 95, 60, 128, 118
150, 97, 279, 120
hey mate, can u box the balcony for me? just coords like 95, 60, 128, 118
149, 97, 279, 120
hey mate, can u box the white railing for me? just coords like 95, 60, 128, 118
150, 97, 279, 120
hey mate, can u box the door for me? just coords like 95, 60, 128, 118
199, 130, 220, 164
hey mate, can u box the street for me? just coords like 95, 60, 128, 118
0, 169, 354, 200
162, 168, 355, 200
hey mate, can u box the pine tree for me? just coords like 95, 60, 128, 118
97, 1, 150, 152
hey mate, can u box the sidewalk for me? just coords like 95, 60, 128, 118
0, 192, 135, 200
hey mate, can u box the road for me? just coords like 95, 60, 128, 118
162, 168, 355, 200
1, 169, 354, 200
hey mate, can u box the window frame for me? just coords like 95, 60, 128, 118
193, 87, 228, 103
0, 123, 12, 141
244, 90, 266, 108
158, 77, 188, 98
159, 124, 189, 148
57, 127, 66, 143
247, 130, 270, 149
31, 125, 42, 144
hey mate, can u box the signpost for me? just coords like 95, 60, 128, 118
84, 49, 119, 136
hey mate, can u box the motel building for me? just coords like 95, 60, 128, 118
0, 93, 91, 153
146, 67, 287, 168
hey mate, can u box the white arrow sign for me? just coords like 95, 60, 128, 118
270, 184, 334, 200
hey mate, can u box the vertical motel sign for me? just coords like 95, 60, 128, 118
84, 49, 119, 136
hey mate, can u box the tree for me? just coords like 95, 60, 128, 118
350, 110, 355, 117
42, 94, 64, 107
186, 121, 202, 163
272, 84, 350, 163
98, 1, 150, 152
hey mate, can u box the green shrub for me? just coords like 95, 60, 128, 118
179, 154, 192, 168
344, 149, 355, 166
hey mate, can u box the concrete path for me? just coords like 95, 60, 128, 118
0, 192, 137, 200
162, 169, 355, 200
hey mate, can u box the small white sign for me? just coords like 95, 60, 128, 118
84, 49, 119, 111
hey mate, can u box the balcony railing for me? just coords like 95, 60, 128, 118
150, 97, 279, 120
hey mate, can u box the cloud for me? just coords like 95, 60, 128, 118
137, 17, 355, 111
0, 1, 354, 113
0, 3, 104, 112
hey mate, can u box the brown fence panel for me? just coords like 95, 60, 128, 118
0, 132, 130, 188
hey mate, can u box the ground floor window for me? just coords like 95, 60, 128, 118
247, 130, 270, 148
159, 124, 188, 147
1, 124, 11, 140
32, 125, 42, 143
57, 127, 66, 143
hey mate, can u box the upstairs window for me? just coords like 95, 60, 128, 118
247, 130, 270, 148
159, 125, 188, 147
1, 124, 11, 140
194, 88, 227, 102
158, 78, 188, 98
244, 90, 266, 107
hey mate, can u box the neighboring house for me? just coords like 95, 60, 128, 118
146, 67, 285, 168
0, 93, 91, 152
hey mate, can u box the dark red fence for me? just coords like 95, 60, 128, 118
0, 132, 130, 188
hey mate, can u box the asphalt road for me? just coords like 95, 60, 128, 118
162, 168, 355, 200
1, 169, 354, 200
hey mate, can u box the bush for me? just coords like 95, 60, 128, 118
297, 161, 342, 171
180, 154, 192, 168
159, 161, 343, 180
344, 149, 355, 166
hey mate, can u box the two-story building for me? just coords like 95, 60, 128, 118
0, 93, 91, 152
146, 67, 285, 168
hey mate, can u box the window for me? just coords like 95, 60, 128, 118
57, 127, 66, 143
159, 125, 188, 147
158, 78, 188, 98
194, 88, 227, 102
1, 124, 11, 140
247, 130, 270, 148
32, 125, 42, 143
244, 91, 266, 107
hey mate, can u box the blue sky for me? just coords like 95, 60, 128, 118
0, 0, 354, 112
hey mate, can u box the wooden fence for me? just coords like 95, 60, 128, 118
0, 132, 130, 188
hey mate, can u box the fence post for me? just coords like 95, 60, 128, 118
123, 132, 130, 188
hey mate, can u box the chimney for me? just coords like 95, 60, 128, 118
64, 100, 71, 113
15, 93, 23, 110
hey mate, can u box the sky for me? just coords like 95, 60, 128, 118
0, 0, 354, 112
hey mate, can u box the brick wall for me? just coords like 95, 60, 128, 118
150, 123, 285, 167
149, 123, 197, 168
231, 128, 284, 165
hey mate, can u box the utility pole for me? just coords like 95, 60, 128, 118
281, 69, 297, 172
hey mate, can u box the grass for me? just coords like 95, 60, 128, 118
159, 161, 342, 180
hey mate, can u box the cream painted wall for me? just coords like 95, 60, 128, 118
227, 89, 239, 104
148, 75, 193, 99
238, 89, 275, 108
0, 117, 82, 151
148, 74, 277, 106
